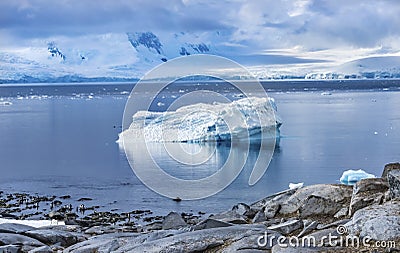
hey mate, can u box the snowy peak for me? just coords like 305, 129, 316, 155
126, 32, 214, 63
127, 32, 164, 55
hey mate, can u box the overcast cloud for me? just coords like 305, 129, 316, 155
1, 0, 400, 52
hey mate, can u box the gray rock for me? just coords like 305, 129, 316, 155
63, 232, 140, 253
0, 233, 45, 247
251, 189, 297, 219
29, 245, 53, 253
333, 207, 348, 219
232, 203, 250, 216
115, 225, 279, 252
278, 184, 352, 218
349, 178, 388, 215
345, 200, 400, 241
272, 245, 350, 253
209, 210, 248, 224
360, 216, 400, 241
193, 218, 233, 230
64, 238, 120, 253
162, 212, 187, 230
267, 219, 303, 235
388, 169, 400, 199
0, 245, 20, 253
252, 210, 266, 223
0, 222, 35, 234
251, 188, 298, 209
23, 229, 84, 247
382, 162, 400, 178
299, 195, 342, 219
220, 230, 281, 252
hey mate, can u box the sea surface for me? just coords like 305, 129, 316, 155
0, 80, 399, 216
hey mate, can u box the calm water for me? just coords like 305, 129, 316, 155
0, 81, 399, 216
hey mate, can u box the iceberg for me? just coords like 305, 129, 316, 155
340, 169, 376, 185
118, 97, 281, 143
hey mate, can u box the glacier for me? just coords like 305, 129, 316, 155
118, 97, 281, 143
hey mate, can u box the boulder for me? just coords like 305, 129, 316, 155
162, 212, 187, 230
209, 210, 248, 224
0, 233, 45, 247
345, 200, 400, 241
348, 178, 388, 215
272, 245, 351, 253
388, 169, 400, 199
382, 162, 400, 178
23, 229, 84, 247
115, 226, 280, 252
0, 245, 20, 253
360, 216, 400, 241
277, 184, 352, 218
0, 222, 35, 234
193, 218, 233, 230
29, 245, 53, 253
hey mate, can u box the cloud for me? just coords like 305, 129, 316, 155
0, 0, 400, 53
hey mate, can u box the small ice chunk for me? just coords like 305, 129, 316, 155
289, 182, 304, 190
340, 169, 376, 185
157, 102, 165, 107
374, 131, 378, 135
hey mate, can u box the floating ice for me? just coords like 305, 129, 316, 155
340, 169, 376, 185
289, 182, 304, 190
0, 218, 65, 227
119, 96, 281, 143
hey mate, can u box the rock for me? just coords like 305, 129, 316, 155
267, 219, 303, 235
252, 210, 266, 223
23, 229, 84, 247
345, 200, 400, 241
209, 210, 248, 224
334, 207, 348, 219
299, 195, 342, 219
277, 184, 352, 218
115, 226, 281, 252
64, 232, 140, 253
388, 169, 400, 199
0, 233, 45, 247
349, 178, 388, 215
382, 162, 400, 178
0, 245, 20, 253
0, 222, 35, 234
251, 189, 297, 219
272, 245, 350, 253
29, 245, 53, 253
193, 218, 233, 230
360, 216, 400, 241
232, 203, 250, 216
162, 212, 187, 230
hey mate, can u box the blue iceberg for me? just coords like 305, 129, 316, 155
340, 169, 376, 185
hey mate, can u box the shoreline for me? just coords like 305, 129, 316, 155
1, 162, 399, 252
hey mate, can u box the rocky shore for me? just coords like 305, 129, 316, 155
1, 162, 399, 252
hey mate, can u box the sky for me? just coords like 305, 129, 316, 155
1, 0, 400, 78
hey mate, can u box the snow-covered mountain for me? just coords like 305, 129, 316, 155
1, 31, 400, 83
305, 56, 400, 80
